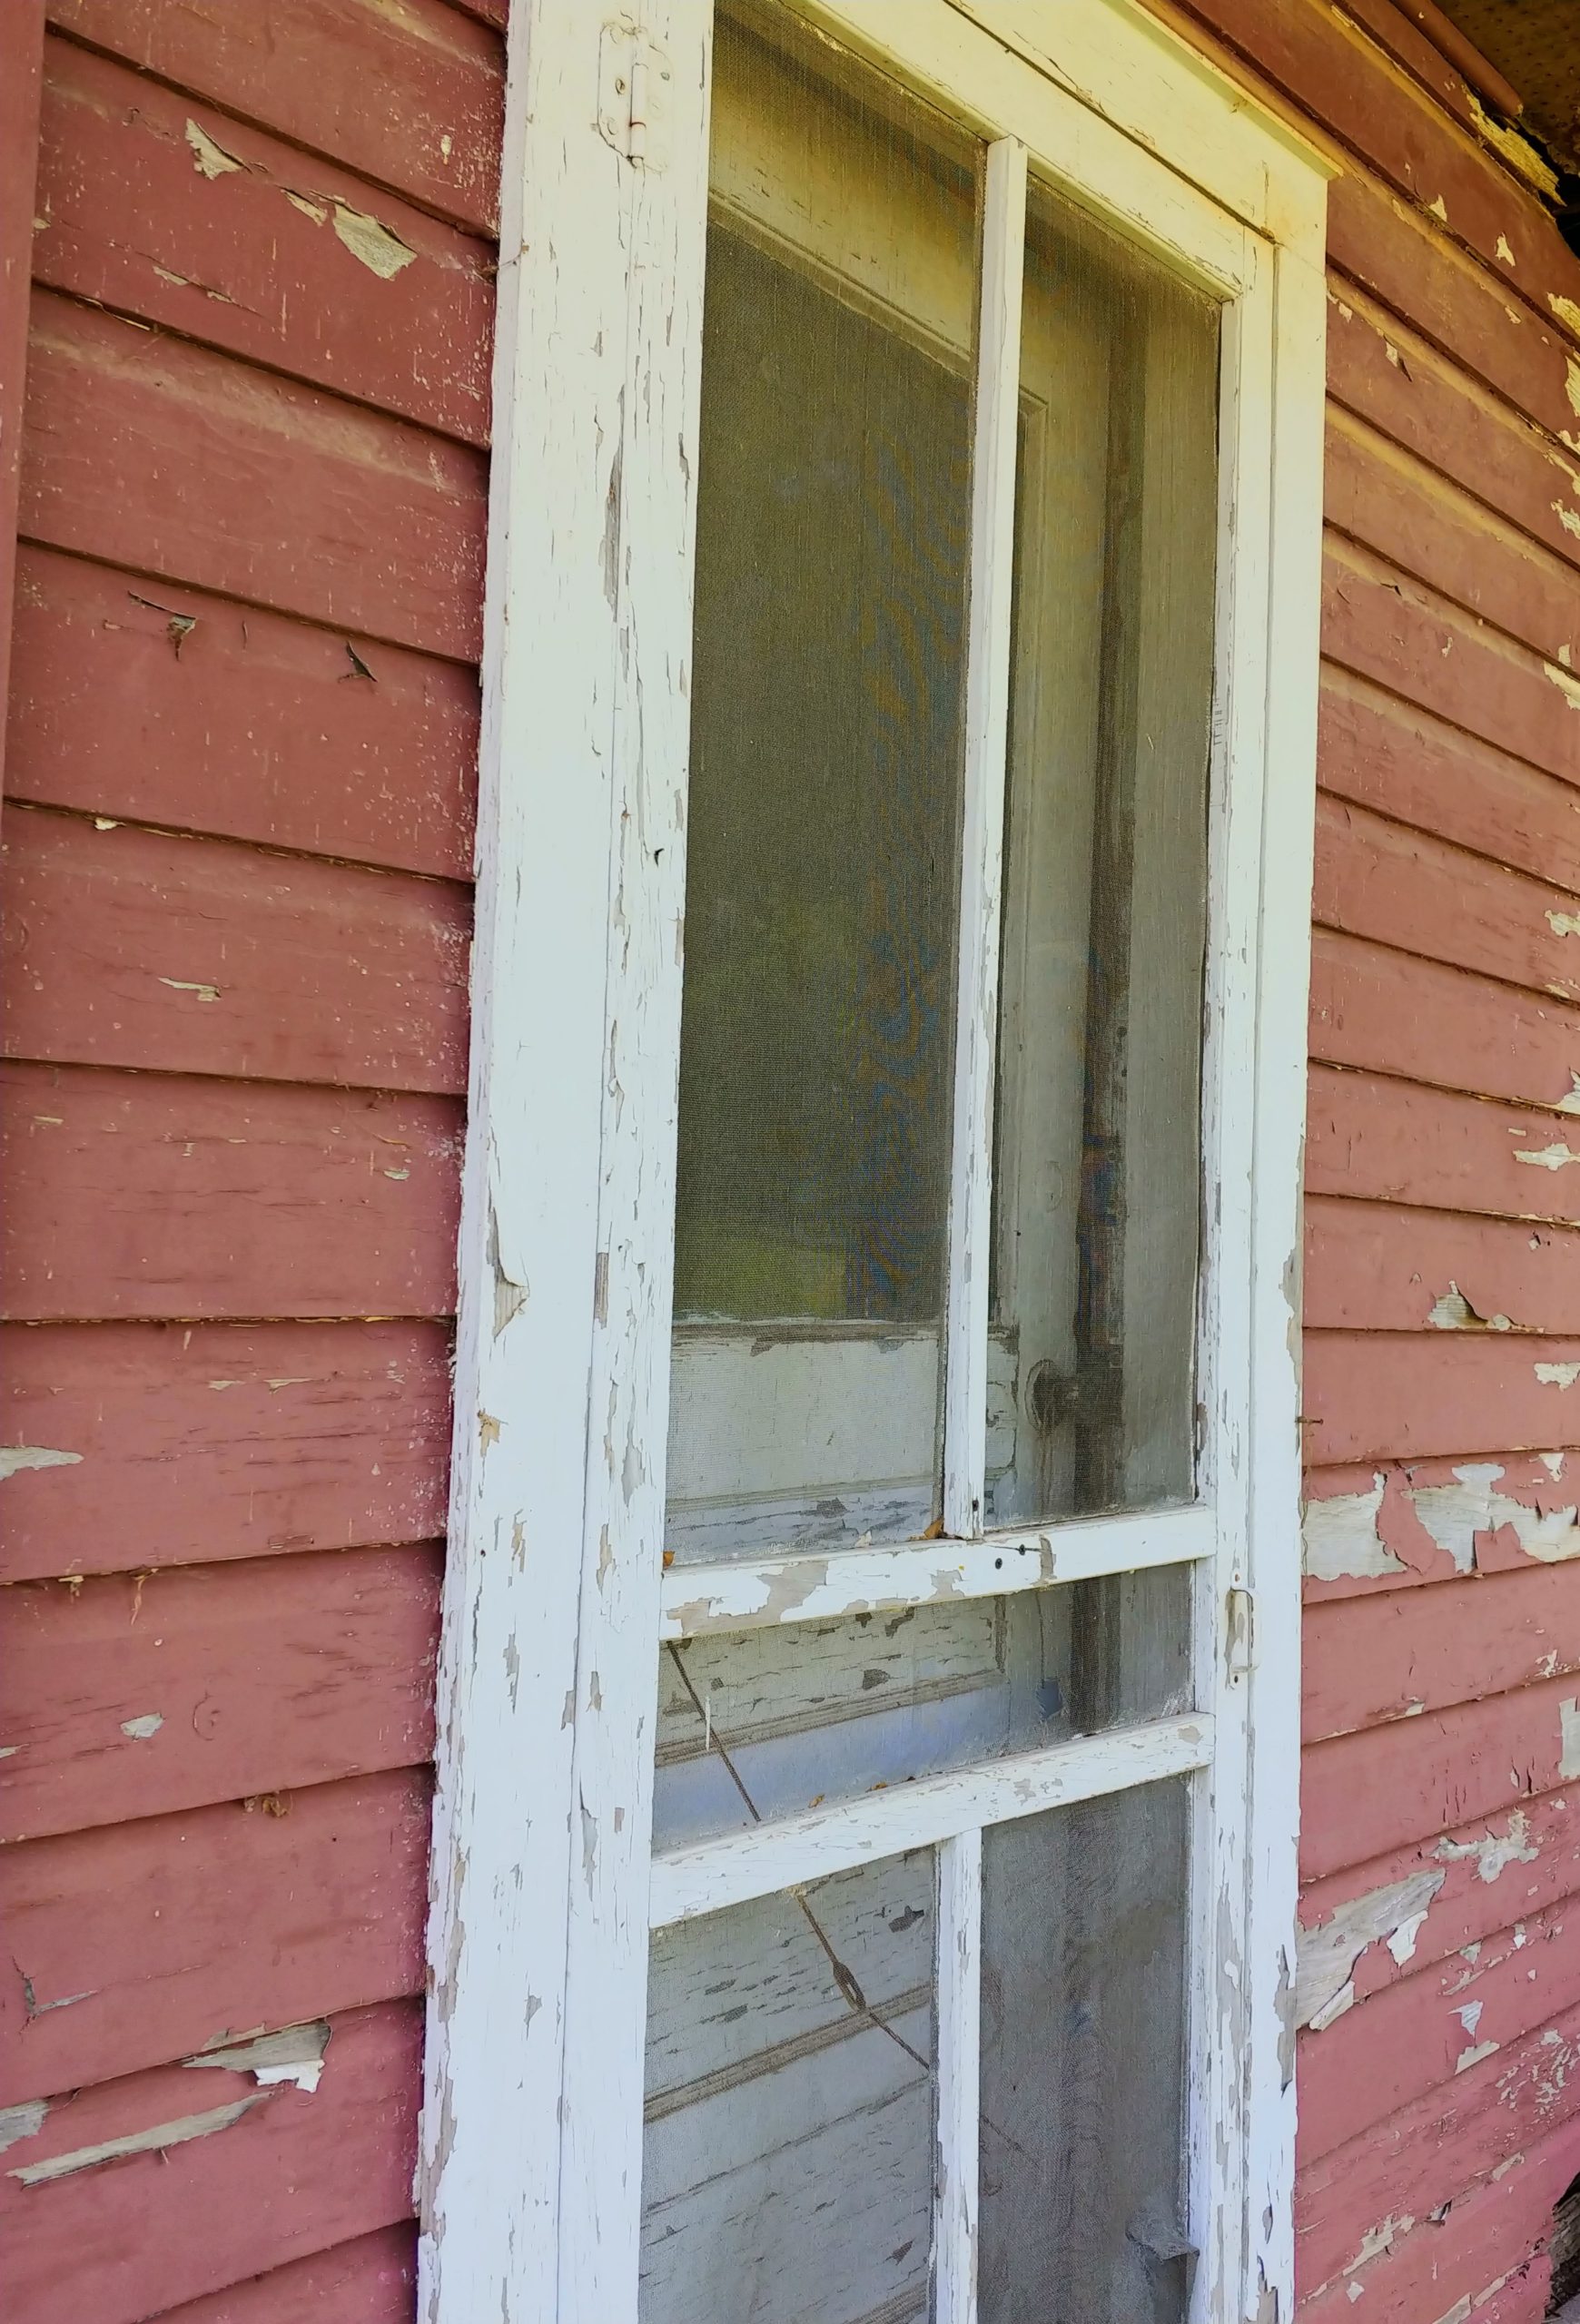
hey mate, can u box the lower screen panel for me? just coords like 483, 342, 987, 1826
979, 1777, 1193, 2324
642, 1852, 938, 2324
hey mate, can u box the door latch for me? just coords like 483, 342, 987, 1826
598, 21, 673, 169
1226, 1585, 1255, 1681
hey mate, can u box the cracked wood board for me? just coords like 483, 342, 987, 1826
33, 37, 494, 444
0, 1768, 429, 2104
19, 290, 486, 662
0, 1999, 418, 2324
5, 546, 478, 879
0, 1318, 450, 1584
3, 806, 469, 1095
46, 0, 503, 238
0, 1545, 440, 1842
0, 1061, 460, 1323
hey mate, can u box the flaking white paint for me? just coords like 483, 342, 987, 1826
1295, 1869, 1445, 2030
1436, 1810, 1540, 1882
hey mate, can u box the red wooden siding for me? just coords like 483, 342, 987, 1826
1156, 0, 1580, 2312
0, 0, 498, 2310
4, 2, 1576, 2320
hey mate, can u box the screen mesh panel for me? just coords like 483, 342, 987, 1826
980, 1778, 1194, 2322
642, 1853, 937, 2324
667, 9, 978, 1557
988, 182, 1220, 1528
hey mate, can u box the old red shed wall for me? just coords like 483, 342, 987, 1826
0, 2, 500, 2317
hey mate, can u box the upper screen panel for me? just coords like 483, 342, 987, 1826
668, 10, 980, 1561
988, 182, 1220, 1529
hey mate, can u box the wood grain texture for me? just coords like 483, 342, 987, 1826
1307, 1192, 1580, 1333
0, 0, 44, 803
0, 1545, 440, 1843
1329, 164, 1580, 456
1327, 408, 1580, 669
1299, 1884, 1580, 2164
21, 290, 487, 660
1326, 278, 1580, 580
1170, 0, 1580, 326
3, 806, 470, 1093
1304, 1566, 1580, 1741
1323, 541, 1580, 789
6, 547, 478, 877
1318, 670, 1580, 899
46, 0, 503, 235
0, 1769, 429, 2102
143, 2227, 417, 2324
0, 1998, 419, 2324
1, 1061, 460, 1321
1306, 1329, 1580, 1464
1310, 930, 1580, 1114
1300, 1670, 1580, 1880
34, 36, 494, 443
1307, 1061, 1580, 1226
0, 1319, 451, 1584
1298, 2102, 1576, 2316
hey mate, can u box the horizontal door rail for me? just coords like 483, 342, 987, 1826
659, 1501, 1213, 1639
649, 1709, 1213, 1924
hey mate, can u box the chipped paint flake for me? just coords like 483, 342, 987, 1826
282, 189, 329, 224
1427, 195, 1448, 222
1496, 234, 1516, 267
1437, 1808, 1540, 1882
1346, 2212, 1414, 2273
186, 2019, 330, 2093
1563, 1700, 1580, 1780
1554, 294, 1580, 340
1427, 1284, 1511, 1332
1457, 2038, 1500, 2073
1468, 92, 1560, 202
1514, 1140, 1580, 1168
119, 1713, 163, 1741
0, 1445, 82, 1480
9, 2097, 265, 2185
1536, 1363, 1580, 1390
1297, 1870, 1445, 2029
184, 120, 243, 180
1387, 1909, 1429, 1965
331, 205, 417, 279
1545, 662, 1580, 714
0, 2101, 48, 2156
1302, 1473, 1405, 1581
158, 977, 222, 1003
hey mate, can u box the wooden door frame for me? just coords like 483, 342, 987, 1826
418, 6, 1330, 2321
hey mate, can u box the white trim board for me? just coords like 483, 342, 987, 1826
420, 6, 1328, 2321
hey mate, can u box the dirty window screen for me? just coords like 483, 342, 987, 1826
988, 186, 1220, 1530
979, 1780, 1194, 2322
641, 1852, 939, 2324
667, 6, 978, 1563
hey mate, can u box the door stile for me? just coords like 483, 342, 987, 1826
935, 1826, 984, 2324
1186, 236, 1277, 2324
942, 134, 1027, 1540
1241, 231, 1329, 2323
557, 7, 716, 2315
420, 7, 714, 2323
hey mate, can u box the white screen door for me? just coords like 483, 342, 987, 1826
420, 6, 1327, 2321
649, 13, 1217, 2318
